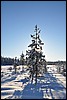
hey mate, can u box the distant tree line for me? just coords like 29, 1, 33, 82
1, 56, 14, 65
47, 61, 66, 65
1, 56, 25, 65
1, 56, 66, 66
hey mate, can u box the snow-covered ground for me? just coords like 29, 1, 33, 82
1, 65, 66, 99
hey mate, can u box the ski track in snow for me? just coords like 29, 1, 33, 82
1, 65, 66, 99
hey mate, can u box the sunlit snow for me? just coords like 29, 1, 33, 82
1, 65, 66, 99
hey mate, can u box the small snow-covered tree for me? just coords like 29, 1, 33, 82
14, 57, 17, 74
20, 51, 25, 71
26, 25, 47, 84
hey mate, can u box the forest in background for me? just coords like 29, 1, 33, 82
1, 56, 66, 65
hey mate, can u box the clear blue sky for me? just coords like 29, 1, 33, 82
1, 1, 66, 61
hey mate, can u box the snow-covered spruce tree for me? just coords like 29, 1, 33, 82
26, 25, 47, 84
14, 57, 17, 74
20, 51, 25, 71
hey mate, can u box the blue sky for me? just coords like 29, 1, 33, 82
1, 1, 66, 61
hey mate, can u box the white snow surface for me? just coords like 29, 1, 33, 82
1, 65, 66, 99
